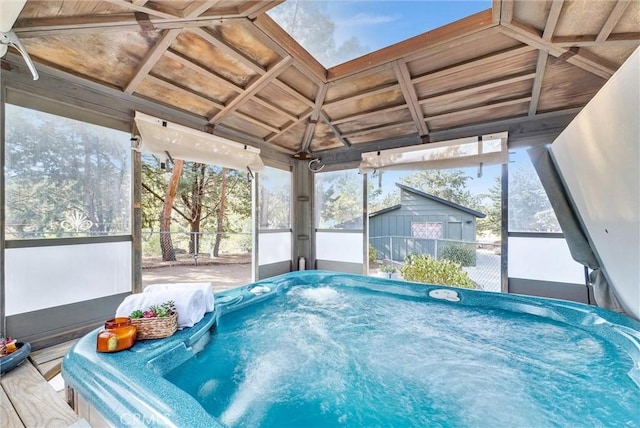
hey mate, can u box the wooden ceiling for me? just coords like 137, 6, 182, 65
7, 0, 640, 162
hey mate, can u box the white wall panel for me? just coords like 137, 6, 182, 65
258, 232, 291, 265
5, 241, 131, 315
508, 237, 584, 285
316, 232, 363, 264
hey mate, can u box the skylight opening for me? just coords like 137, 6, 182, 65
267, 0, 492, 68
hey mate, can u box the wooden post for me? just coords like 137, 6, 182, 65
0, 67, 6, 336
132, 148, 142, 293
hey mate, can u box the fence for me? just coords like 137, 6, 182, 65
141, 231, 251, 263
369, 236, 501, 292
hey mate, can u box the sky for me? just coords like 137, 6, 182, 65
327, 0, 491, 60
269, 0, 492, 67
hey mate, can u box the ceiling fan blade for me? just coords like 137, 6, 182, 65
0, 0, 28, 33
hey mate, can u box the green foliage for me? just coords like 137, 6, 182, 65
476, 176, 502, 237
379, 264, 397, 274
259, 168, 291, 229
401, 169, 482, 209
508, 164, 561, 232
368, 244, 378, 263
439, 242, 476, 267
400, 254, 475, 289
316, 170, 363, 228
268, 0, 368, 67
5, 105, 131, 238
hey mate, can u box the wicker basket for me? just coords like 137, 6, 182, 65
131, 312, 178, 340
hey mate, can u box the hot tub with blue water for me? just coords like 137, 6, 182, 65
63, 271, 640, 427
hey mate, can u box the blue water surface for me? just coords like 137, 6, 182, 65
165, 284, 639, 427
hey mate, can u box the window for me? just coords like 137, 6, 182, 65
411, 222, 443, 239
258, 166, 291, 230
315, 169, 363, 230
5, 104, 132, 239
508, 148, 561, 233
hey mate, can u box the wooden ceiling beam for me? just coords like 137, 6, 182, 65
191, 28, 265, 75
301, 84, 329, 152
392, 61, 429, 136
412, 45, 536, 85
319, 112, 351, 147
596, 0, 633, 42
500, 0, 514, 24
182, 0, 224, 19
251, 14, 326, 84
132, 1, 148, 6
241, 1, 285, 20
13, 15, 247, 37
271, 80, 315, 108
531, 0, 562, 116
234, 111, 281, 134
145, 74, 224, 111
500, 22, 615, 79
124, 28, 181, 94
164, 49, 242, 93
425, 96, 532, 123
323, 83, 400, 109
266, 110, 313, 143
421, 71, 536, 104
251, 96, 298, 122
332, 104, 408, 126
209, 56, 293, 124
342, 121, 415, 139
528, 51, 549, 116
492, 0, 502, 24
542, 0, 564, 41
102, 0, 180, 19
553, 33, 640, 47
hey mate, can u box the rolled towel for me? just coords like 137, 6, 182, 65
144, 282, 215, 313
116, 289, 206, 328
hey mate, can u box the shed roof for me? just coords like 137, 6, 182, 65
394, 183, 487, 219
6, 1, 640, 165
369, 204, 401, 218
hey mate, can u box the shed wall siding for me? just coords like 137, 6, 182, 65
371, 190, 477, 241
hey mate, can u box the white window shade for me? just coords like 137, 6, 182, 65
359, 132, 508, 173
134, 112, 264, 172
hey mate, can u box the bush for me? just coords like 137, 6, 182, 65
439, 242, 476, 267
368, 244, 378, 263
400, 254, 475, 289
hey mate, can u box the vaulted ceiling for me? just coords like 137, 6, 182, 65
6, 0, 640, 163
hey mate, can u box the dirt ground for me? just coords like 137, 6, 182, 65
142, 254, 252, 292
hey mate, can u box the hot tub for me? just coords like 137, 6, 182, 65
63, 271, 640, 427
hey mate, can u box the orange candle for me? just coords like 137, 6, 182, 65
96, 317, 137, 353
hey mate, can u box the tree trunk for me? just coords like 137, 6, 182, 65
188, 164, 206, 254
160, 160, 184, 261
213, 167, 227, 257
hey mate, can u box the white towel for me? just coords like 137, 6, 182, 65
116, 289, 206, 328
144, 282, 215, 313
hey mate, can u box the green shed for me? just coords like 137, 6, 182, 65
369, 183, 485, 263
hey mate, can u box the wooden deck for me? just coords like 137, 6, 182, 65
1, 340, 88, 427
